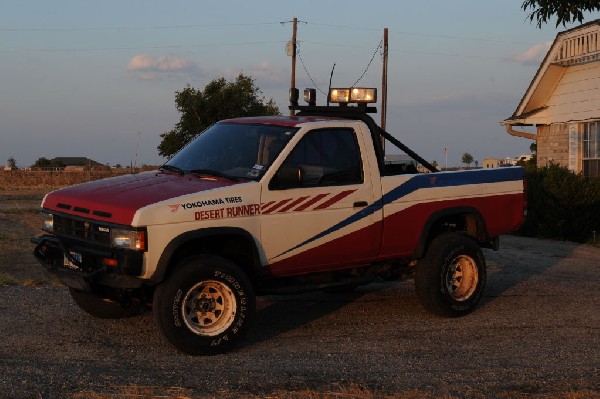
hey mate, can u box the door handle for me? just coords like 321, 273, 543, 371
353, 201, 368, 208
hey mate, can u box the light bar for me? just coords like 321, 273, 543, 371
304, 88, 316, 106
328, 87, 377, 104
328, 88, 350, 103
350, 87, 377, 103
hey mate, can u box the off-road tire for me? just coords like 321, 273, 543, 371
153, 255, 255, 355
69, 288, 143, 319
415, 233, 486, 317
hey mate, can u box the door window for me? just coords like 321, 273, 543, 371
274, 128, 363, 188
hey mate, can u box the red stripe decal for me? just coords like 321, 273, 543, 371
263, 198, 293, 214
313, 189, 356, 210
293, 193, 330, 211
278, 196, 310, 212
261, 201, 275, 211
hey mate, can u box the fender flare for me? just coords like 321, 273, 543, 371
414, 206, 488, 259
148, 227, 261, 284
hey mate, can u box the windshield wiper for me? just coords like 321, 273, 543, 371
189, 169, 241, 182
159, 164, 185, 175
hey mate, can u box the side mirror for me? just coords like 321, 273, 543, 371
269, 164, 303, 190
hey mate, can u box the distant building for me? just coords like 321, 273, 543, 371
483, 154, 532, 168
501, 19, 600, 177
483, 158, 500, 169
50, 157, 107, 171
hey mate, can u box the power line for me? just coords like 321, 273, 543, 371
297, 43, 327, 95
352, 39, 383, 87
0, 40, 285, 53
0, 21, 282, 32
306, 21, 537, 45
2, 19, 538, 46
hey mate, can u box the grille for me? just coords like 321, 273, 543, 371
53, 214, 111, 246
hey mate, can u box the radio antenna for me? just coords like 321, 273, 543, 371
327, 62, 336, 106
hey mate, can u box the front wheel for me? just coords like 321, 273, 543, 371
415, 233, 486, 317
153, 255, 255, 355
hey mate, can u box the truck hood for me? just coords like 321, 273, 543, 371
42, 171, 243, 225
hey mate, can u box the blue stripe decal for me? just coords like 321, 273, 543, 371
271, 167, 523, 260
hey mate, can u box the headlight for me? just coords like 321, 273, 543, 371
110, 228, 146, 251
41, 213, 54, 232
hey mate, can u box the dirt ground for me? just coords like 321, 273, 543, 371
0, 188, 55, 285
0, 189, 599, 398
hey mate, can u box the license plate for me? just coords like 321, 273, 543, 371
64, 252, 82, 270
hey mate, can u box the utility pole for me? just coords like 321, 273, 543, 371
290, 17, 298, 116
381, 28, 389, 151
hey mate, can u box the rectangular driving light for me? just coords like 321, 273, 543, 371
110, 228, 147, 251
328, 88, 351, 103
350, 88, 377, 103
41, 212, 54, 232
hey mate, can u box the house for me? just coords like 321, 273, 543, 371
483, 154, 533, 169
483, 158, 500, 168
501, 19, 600, 177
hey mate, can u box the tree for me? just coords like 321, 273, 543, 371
461, 152, 474, 169
522, 1, 600, 28
7, 156, 17, 169
32, 157, 66, 169
529, 142, 537, 154
158, 73, 280, 158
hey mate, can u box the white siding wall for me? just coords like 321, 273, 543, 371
536, 62, 600, 124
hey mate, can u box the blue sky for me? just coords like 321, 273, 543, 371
1, 1, 597, 168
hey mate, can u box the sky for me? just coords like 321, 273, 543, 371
1, 1, 597, 168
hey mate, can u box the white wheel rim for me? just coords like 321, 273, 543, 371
445, 255, 478, 301
182, 280, 237, 336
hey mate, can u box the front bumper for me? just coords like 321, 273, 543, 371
31, 234, 145, 291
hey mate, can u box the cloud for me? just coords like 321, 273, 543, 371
127, 54, 202, 80
218, 61, 288, 88
511, 42, 552, 65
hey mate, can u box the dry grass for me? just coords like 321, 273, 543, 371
0, 169, 137, 189
68, 385, 600, 399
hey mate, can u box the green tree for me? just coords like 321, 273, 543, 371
7, 156, 17, 169
461, 152, 474, 169
522, 0, 600, 28
158, 73, 280, 158
32, 157, 52, 168
32, 157, 66, 168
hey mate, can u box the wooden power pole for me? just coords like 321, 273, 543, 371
290, 17, 298, 116
381, 28, 389, 150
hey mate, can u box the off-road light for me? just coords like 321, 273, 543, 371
289, 88, 299, 107
41, 213, 54, 232
304, 88, 316, 106
350, 88, 377, 103
328, 88, 350, 103
110, 228, 146, 251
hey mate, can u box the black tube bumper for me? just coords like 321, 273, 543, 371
31, 235, 145, 292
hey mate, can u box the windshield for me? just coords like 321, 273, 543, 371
164, 122, 299, 181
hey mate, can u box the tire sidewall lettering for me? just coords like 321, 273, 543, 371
177, 269, 249, 347
172, 289, 183, 328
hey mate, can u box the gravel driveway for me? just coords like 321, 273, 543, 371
0, 235, 598, 398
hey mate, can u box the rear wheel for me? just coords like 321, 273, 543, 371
153, 255, 255, 355
415, 233, 486, 317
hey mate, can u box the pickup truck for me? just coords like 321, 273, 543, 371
32, 88, 525, 355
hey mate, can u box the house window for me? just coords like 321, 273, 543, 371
583, 122, 600, 178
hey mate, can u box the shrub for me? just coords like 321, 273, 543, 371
518, 163, 600, 242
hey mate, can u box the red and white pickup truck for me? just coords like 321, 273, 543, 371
32, 88, 525, 355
